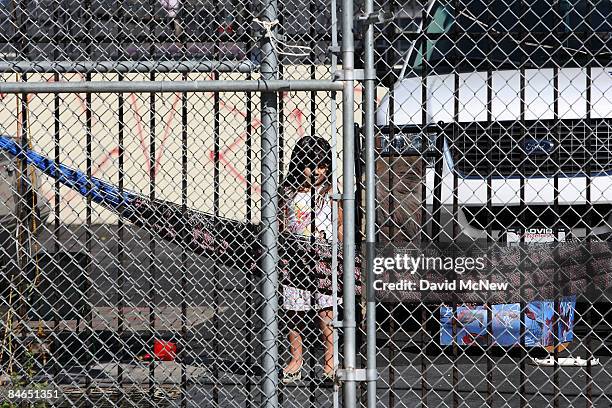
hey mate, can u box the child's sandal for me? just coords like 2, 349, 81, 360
282, 369, 302, 384
281, 362, 303, 384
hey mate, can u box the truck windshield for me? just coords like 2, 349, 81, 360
406, 0, 612, 76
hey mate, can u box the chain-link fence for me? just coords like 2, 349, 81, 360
0, 0, 356, 407
362, 0, 612, 407
0, 0, 611, 407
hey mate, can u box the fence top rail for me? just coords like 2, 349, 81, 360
0, 60, 257, 74
0, 79, 343, 94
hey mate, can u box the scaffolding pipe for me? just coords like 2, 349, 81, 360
342, 0, 357, 406
259, 0, 280, 406
364, 0, 378, 404
0, 60, 257, 74
0, 79, 343, 94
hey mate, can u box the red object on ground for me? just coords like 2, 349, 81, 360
153, 339, 177, 361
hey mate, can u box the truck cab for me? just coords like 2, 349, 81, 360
375, 0, 612, 243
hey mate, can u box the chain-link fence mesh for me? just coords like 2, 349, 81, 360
1, 0, 612, 407
361, 0, 612, 407
0, 0, 351, 407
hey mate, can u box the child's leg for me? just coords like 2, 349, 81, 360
282, 286, 310, 373
318, 308, 334, 375
314, 292, 340, 375
286, 323, 304, 373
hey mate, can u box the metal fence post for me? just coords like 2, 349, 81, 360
363, 0, 377, 404
341, 0, 357, 405
260, 0, 280, 406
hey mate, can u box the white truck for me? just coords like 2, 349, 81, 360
376, 0, 612, 243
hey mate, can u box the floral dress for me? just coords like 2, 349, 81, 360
282, 186, 342, 311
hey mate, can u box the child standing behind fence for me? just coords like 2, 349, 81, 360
280, 135, 342, 383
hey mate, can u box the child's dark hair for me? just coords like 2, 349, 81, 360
283, 135, 333, 191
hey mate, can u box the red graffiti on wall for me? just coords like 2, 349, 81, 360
23, 76, 379, 218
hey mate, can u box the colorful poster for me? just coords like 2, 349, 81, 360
440, 304, 488, 346
440, 296, 576, 347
